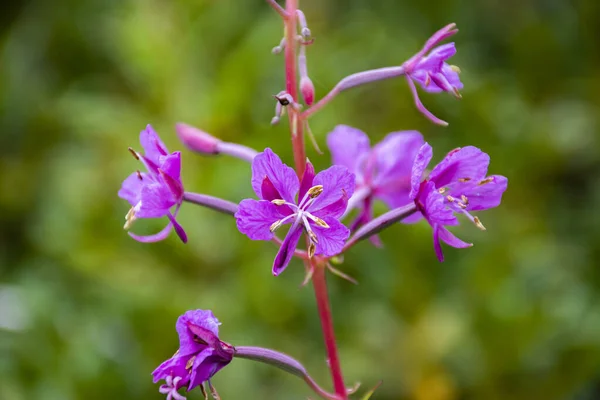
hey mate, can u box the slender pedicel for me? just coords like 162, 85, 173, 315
342, 203, 418, 252
234, 346, 342, 400
266, 0, 288, 19
183, 192, 239, 216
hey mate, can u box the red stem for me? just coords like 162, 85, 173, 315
283, 1, 346, 398
311, 261, 348, 398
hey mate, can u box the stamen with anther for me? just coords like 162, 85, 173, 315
460, 195, 469, 205
124, 207, 137, 229
307, 230, 318, 244
308, 242, 316, 258
446, 195, 456, 203
438, 187, 446, 194
136, 170, 143, 180
458, 177, 471, 182
128, 147, 139, 160
473, 216, 486, 231
270, 220, 282, 233
186, 356, 196, 371
271, 199, 287, 205
306, 185, 323, 198
478, 177, 494, 186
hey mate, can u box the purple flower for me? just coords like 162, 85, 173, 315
235, 148, 355, 276
152, 310, 234, 399
407, 43, 462, 96
410, 143, 508, 261
326, 125, 424, 243
118, 125, 187, 243
401, 23, 462, 126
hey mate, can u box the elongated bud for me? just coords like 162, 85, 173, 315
176, 123, 221, 154
300, 76, 315, 105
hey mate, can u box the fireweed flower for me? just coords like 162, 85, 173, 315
410, 143, 508, 261
406, 43, 463, 97
235, 148, 355, 276
152, 310, 234, 399
327, 125, 425, 235
118, 125, 187, 243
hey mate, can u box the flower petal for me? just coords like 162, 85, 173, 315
422, 181, 458, 226
461, 175, 508, 211
416, 43, 457, 72
373, 130, 424, 184
140, 124, 169, 167
176, 310, 221, 357
118, 171, 148, 206
235, 199, 282, 241
152, 355, 188, 384
298, 161, 316, 201
137, 182, 177, 218
128, 222, 173, 243
326, 125, 371, 175
409, 143, 433, 199
160, 152, 182, 182
309, 165, 355, 215
313, 217, 350, 257
438, 226, 472, 249
251, 148, 299, 202
429, 146, 489, 188
272, 223, 303, 276
188, 348, 217, 390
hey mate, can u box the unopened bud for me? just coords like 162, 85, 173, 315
176, 123, 221, 155
300, 76, 315, 105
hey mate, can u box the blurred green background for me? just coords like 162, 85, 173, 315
2, 0, 600, 399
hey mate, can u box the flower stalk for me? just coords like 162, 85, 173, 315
283, 1, 347, 397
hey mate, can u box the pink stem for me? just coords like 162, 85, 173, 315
311, 262, 348, 399
283, 2, 346, 397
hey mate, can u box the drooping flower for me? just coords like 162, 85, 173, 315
402, 23, 463, 126
235, 148, 355, 276
152, 310, 234, 399
118, 125, 187, 243
409, 143, 508, 261
327, 125, 425, 241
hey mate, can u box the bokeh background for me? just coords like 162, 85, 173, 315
2, 0, 600, 399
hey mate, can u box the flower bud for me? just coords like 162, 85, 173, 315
300, 76, 315, 105
175, 123, 221, 155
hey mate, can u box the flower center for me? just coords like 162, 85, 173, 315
269, 185, 330, 257
436, 177, 494, 231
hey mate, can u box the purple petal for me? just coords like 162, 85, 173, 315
260, 176, 280, 202
272, 223, 303, 276
137, 183, 177, 218
409, 143, 433, 199
326, 125, 371, 175
461, 175, 508, 211
405, 76, 449, 126
176, 309, 221, 356
188, 348, 216, 390
140, 125, 169, 166
152, 355, 188, 383
438, 226, 472, 249
160, 152, 182, 182
167, 212, 187, 243
421, 181, 458, 226
309, 165, 355, 216
128, 222, 173, 243
416, 43, 457, 72
251, 148, 299, 203
429, 146, 489, 188
298, 161, 316, 201
312, 217, 350, 257
372, 131, 424, 204
118, 171, 147, 206
235, 199, 283, 241
432, 224, 445, 262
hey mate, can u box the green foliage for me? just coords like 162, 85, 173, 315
2, 0, 600, 399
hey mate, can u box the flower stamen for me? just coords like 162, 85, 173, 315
307, 185, 324, 198
128, 147, 139, 160
271, 199, 287, 205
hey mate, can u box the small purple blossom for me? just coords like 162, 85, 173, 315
235, 148, 355, 276
410, 143, 508, 261
327, 125, 424, 244
402, 23, 462, 126
118, 125, 187, 243
152, 310, 234, 399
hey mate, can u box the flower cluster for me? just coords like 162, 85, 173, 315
116, 4, 509, 399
